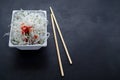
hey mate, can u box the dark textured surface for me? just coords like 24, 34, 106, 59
0, 0, 120, 80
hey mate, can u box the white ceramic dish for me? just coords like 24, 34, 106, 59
9, 10, 50, 50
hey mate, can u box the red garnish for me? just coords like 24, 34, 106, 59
34, 35, 38, 39
21, 25, 32, 34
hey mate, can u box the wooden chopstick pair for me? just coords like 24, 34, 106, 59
50, 7, 72, 77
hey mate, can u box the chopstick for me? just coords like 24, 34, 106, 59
50, 7, 73, 64
50, 14, 64, 77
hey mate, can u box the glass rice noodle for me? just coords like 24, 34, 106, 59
11, 10, 47, 45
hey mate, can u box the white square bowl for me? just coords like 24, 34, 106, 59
9, 10, 50, 50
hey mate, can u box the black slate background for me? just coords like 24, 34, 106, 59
0, 0, 120, 80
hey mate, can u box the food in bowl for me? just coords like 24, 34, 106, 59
9, 10, 49, 50
11, 10, 48, 45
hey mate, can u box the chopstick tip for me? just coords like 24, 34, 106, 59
49, 6, 52, 10
70, 62, 73, 65
61, 73, 64, 77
